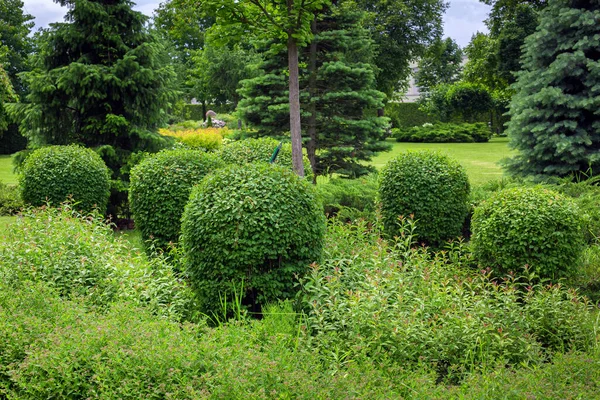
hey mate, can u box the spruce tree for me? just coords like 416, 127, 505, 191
505, 0, 600, 180
11, 0, 177, 214
238, 1, 388, 179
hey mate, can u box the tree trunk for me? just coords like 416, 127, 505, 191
307, 17, 318, 183
287, 33, 305, 177
377, 107, 385, 117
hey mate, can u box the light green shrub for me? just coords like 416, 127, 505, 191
129, 149, 224, 250
181, 163, 326, 316
379, 151, 470, 246
20, 145, 110, 214
471, 187, 585, 280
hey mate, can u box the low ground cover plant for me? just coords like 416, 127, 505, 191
0, 204, 194, 320
471, 186, 585, 281
0, 181, 22, 216
181, 163, 326, 316
379, 151, 470, 246
393, 122, 492, 143
20, 145, 110, 214
159, 127, 226, 151
317, 174, 378, 222
129, 149, 225, 251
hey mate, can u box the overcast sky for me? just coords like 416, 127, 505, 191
22, 0, 491, 47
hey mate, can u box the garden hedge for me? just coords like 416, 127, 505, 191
129, 149, 225, 250
393, 122, 492, 143
20, 145, 110, 214
379, 151, 470, 246
471, 187, 585, 280
181, 163, 326, 315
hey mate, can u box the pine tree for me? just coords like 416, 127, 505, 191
238, 1, 388, 179
505, 0, 600, 180
10, 0, 177, 214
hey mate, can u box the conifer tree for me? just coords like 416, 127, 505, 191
10, 0, 177, 214
238, 2, 387, 178
505, 0, 600, 180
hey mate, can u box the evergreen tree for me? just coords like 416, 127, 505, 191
238, 2, 388, 179
0, 0, 34, 95
10, 0, 177, 214
505, 0, 600, 180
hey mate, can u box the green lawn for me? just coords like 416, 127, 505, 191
370, 137, 514, 186
0, 155, 17, 185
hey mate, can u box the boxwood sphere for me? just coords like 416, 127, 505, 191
379, 151, 470, 245
20, 145, 110, 214
218, 137, 313, 179
181, 163, 326, 314
471, 187, 584, 280
129, 149, 225, 250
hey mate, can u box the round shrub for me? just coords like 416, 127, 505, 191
471, 187, 585, 280
181, 163, 326, 315
218, 137, 313, 179
379, 151, 470, 245
129, 149, 225, 250
20, 145, 110, 214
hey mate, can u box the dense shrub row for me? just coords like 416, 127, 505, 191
385, 102, 435, 128
393, 122, 492, 143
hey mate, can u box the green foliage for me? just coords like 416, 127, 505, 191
218, 137, 312, 179
301, 219, 598, 381
420, 82, 494, 123
20, 145, 110, 214
379, 151, 470, 245
0, 124, 26, 155
385, 102, 436, 128
504, 0, 600, 180
0, 204, 194, 319
181, 163, 326, 315
9, 0, 177, 214
471, 186, 585, 280
317, 174, 378, 221
416, 37, 464, 93
393, 122, 492, 143
129, 149, 225, 250
0, 180, 21, 215
0, 0, 34, 95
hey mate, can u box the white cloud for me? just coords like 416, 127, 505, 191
443, 0, 491, 47
24, 0, 490, 48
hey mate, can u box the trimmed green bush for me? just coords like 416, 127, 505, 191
129, 149, 225, 250
393, 122, 492, 143
218, 137, 313, 179
471, 187, 585, 280
181, 163, 326, 315
20, 145, 110, 214
379, 151, 470, 245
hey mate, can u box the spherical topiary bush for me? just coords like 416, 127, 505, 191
379, 151, 470, 246
218, 137, 313, 179
20, 145, 110, 214
129, 149, 225, 250
471, 187, 584, 280
181, 163, 326, 315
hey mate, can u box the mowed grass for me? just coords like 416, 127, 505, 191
370, 136, 514, 186
0, 155, 17, 185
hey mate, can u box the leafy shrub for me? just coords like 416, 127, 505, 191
159, 127, 225, 151
129, 149, 224, 250
317, 174, 378, 221
301, 219, 598, 382
393, 122, 492, 143
218, 137, 312, 180
471, 187, 585, 280
385, 102, 435, 128
0, 181, 22, 216
0, 204, 194, 320
20, 145, 110, 214
379, 151, 470, 246
181, 163, 326, 315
